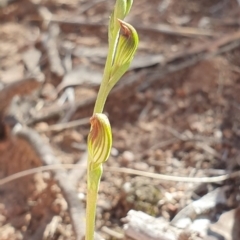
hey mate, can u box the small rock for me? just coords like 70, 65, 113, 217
111, 147, 119, 157
123, 182, 132, 193
97, 199, 112, 210
78, 193, 85, 200
122, 151, 135, 165
174, 218, 192, 229
35, 122, 49, 132
190, 218, 210, 235
133, 162, 149, 171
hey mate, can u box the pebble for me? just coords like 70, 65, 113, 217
133, 162, 149, 171
189, 218, 210, 234
122, 151, 135, 164
122, 182, 132, 193
111, 147, 119, 157
78, 193, 85, 201
173, 217, 192, 229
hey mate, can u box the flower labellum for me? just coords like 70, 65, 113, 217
88, 113, 112, 170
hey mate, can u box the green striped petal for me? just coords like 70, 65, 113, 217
110, 19, 139, 85
88, 113, 112, 170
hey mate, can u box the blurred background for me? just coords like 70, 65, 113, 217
1, 0, 240, 239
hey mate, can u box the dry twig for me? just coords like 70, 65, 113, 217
1, 163, 240, 186
28, 32, 240, 124
37, 117, 90, 133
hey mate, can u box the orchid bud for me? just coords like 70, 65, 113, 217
110, 19, 139, 84
88, 113, 112, 170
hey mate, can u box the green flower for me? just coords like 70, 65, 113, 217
88, 113, 112, 170
109, 0, 133, 46
110, 19, 139, 85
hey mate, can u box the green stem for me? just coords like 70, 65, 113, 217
87, 17, 121, 240
93, 30, 119, 114
93, 82, 111, 114
86, 164, 103, 240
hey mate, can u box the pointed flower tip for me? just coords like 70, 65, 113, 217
88, 113, 112, 168
117, 19, 138, 39
118, 19, 132, 38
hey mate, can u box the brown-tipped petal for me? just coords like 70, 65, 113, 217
88, 113, 112, 170
109, 19, 139, 85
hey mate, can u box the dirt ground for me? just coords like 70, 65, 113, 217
1, 0, 240, 239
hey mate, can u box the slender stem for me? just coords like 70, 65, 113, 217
86, 164, 103, 240
87, 15, 121, 240
93, 82, 111, 114
93, 30, 119, 114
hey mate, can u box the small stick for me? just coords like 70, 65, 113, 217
37, 16, 216, 37
1, 164, 240, 186
105, 167, 240, 183
37, 117, 90, 133
101, 226, 124, 239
